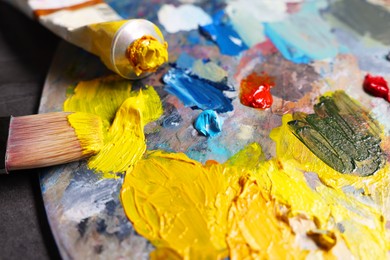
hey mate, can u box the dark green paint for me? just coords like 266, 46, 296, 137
288, 91, 385, 176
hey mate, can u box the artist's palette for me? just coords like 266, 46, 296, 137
39, 0, 390, 259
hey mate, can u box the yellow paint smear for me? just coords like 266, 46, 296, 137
67, 112, 104, 155
127, 35, 168, 76
65, 77, 390, 258
121, 133, 390, 259
121, 146, 305, 259
226, 180, 305, 259
64, 76, 163, 177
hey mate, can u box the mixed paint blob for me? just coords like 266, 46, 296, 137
58, 0, 390, 258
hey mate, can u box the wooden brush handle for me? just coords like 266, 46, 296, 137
0, 116, 10, 174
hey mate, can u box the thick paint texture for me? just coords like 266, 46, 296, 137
119, 90, 390, 259
363, 74, 389, 102
121, 140, 389, 259
264, 3, 339, 63
199, 10, 248, 56
194, 110, 222, 137
67, 112, 104, 155
126, 35, 168, 76
163, 68, 233, 113
121, 150, 242, 259
240, 72, 274, 109
64, 76, 163, 176
288, 91, 385, 176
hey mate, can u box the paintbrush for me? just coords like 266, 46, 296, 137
0, 112, 104, 173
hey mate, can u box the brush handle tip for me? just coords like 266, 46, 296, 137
0, 116, 10, 174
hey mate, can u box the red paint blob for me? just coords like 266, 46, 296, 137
363, 74, 389, 102
240, 72, 275, 109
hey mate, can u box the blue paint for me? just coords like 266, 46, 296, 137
207, 137, 231, 163
264, 2, 339, 64
194, 110, 222, 137
176, 53, 196, 69
333, 29, 390, 75
162, 68, 233, 113
199, 10, 248, 56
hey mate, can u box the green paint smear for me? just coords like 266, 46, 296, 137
288, 91, 385, 176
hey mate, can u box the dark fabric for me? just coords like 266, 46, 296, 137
0, 2, 61, 259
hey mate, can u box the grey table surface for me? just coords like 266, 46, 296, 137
0, 2, 61, 259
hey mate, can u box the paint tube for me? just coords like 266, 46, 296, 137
3, 0, 168, 79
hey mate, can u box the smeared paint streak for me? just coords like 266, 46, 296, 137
157, 4, 212, 33
192, 59, 228, 82
120, 147, 302, 259
264, 2, 339, 63
227, 180, 305, 259
199, 10, 248, 56
331, 29, 390, 75
225, 0, 297, 47
363, 74, 390, 102
121, 140, 389, 258
329, 0, 390, 45
162, 67, 233, 113
194, 110, 222, 137
67, 112, 104, 155
288, 91, 385, 176
64, 76, 163, 177
121, 150, 240, 259
240, 72, 274, 109
161, 103, 182, 129
176, 53, 228, 82
176, 52, 196, 69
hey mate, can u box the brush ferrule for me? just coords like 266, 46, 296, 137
0, 116, 11, 174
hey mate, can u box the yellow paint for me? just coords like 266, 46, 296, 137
65, 77, 390, 257
121, 150, 241, 259
121, 146, 306, 259
269, 114, 389, 258
226, 181, 306, 259
86, 20, 127, 72
127, 35, 168, 76
73, 20, 168, 77
121, 121, 390, 259
67, 112, 104, 155
64, 76, 163, 177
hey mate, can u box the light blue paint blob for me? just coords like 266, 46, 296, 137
264, 2, 340, 64
162, 68, 233, 113
194, 110, 222, 137
199, 10, 248, 56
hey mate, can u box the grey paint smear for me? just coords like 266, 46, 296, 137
329, 0, 390, 45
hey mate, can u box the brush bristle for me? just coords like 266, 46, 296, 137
5, 112, 103, 171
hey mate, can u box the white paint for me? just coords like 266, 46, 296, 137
371, 99, 390, 135
62, 178, 119, 222
237, 124, 254, 140
157, 4, 212, 33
